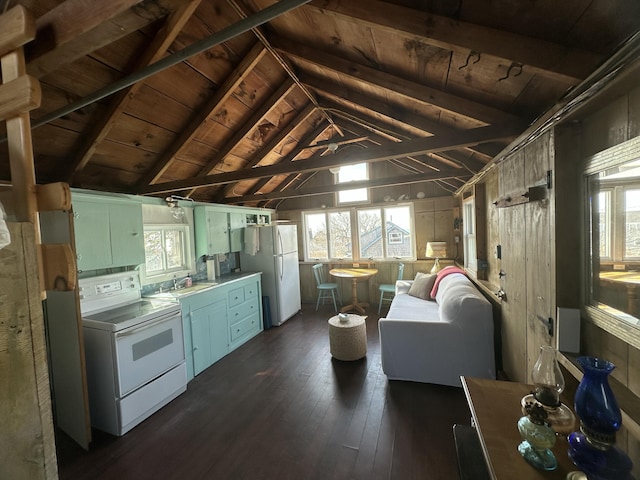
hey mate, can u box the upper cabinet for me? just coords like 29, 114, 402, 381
72, 196, 144, 271
194, 207, 230, 257
194, 207, 271, 257
229, 212, 246, 253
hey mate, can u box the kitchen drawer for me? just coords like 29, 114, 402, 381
244, 283, 258, 300
229, 312, 260, 343
228, 297, 260, 325
227, 286, 245, 308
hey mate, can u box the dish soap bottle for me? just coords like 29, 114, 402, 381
185, 274, 192, 287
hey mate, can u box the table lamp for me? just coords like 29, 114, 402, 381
426, 241, 447, 274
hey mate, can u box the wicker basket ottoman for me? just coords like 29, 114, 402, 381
328, 314, 367, 361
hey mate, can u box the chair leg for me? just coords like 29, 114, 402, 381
378, 290, 384, 314
316, 291, 321, 311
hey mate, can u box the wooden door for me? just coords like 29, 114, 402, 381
498, 150, 528, 383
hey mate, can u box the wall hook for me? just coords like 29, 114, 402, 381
498, 62, 523, 82
459, 51, 480, 70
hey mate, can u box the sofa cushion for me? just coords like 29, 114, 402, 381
407, 272, 436, 300
436, 273, 491, 324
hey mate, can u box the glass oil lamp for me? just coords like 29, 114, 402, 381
521, 345, 576, 435
517, 403, 557, 470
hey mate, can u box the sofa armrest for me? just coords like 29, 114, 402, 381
395, 280, 413, 295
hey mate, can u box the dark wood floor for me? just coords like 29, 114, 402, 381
56, 304, 472, 480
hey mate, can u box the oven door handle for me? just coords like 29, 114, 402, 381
115, 312, 181, 338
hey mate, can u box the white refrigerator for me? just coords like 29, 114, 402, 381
240, 224, 301, 326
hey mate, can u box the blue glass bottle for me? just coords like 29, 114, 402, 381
573, 356, 620, 445
567, 356, 633, 479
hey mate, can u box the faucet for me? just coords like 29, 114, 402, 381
173, 275, 192, 290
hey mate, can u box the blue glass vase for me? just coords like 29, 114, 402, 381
573, 356, 620, 445
568, 356, 633, 479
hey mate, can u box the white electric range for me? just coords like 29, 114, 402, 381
79, 271, 187, 436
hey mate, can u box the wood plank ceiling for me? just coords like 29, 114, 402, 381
1, 0, 639, 208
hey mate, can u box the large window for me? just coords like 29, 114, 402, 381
143, 225, 191, 279
303, 204, 414, 261
463, 197, 477, 273
336, 163, 369, 204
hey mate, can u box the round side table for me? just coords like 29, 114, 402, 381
328, 314, 367, 361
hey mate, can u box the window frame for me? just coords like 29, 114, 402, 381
302, 203, 415, 262
335, 162, 370, 205
141, 224, 194, 285
463, 196, 477, 275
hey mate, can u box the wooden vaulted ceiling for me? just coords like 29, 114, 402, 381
1, 0, 639, 208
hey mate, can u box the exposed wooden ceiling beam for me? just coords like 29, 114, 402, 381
189, 78, 296, 179
209, 103, 317, 200
66, 0, 202, 182
141, 123, 520, 194
27, 0, 185, 78
306, 0, 601, 84
342, 118, 489, 177
304, 74, 496, 163
242, 122, 334, 196
139, 42, 267, 187
271, 35, 524, 125
223, 168, 471, 204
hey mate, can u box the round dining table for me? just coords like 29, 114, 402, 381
329, 268, 378, 314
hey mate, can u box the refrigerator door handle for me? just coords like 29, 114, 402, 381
277, 230, 285, 281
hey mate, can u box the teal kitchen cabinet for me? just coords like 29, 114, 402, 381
175, 273, 262, 381
72, 196, 144, 271
229, 211, 246, 253
194, 207, 229, 257
190, 298, 228, 377
227, 279, 261, 350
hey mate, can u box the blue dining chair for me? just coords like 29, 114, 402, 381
313, 264, 341, 311
378, 263, 404, 313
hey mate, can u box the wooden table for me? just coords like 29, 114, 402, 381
329, 268, 378, 314
461, 377, 578, 480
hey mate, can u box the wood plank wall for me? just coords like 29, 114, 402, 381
471, 82, 640, 473
0, 223, 58, 479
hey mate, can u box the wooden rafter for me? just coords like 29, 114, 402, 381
306, 0, 601, 84
66, 0, 202, 181
210, 102, 317, 200
173, 78, 297, 190
240, 122, 334, 197
141, 42, 267, 186
272, 35, 524, 125
225, 168, 470, 204
141, 123, 521, 194
27, 0, 187, 79
304, 74, 496, 163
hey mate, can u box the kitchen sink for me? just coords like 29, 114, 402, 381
153, 282, 219, 298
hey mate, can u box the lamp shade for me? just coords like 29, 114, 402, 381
426, 241, 447, 258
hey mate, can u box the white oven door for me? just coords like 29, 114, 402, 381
114, 311, 184, 397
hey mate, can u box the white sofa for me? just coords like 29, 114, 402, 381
378, 272, 496, 387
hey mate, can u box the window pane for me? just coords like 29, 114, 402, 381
358, 209, 382, 258
144, 230, 164, 273
305, 213, 328, 259
384, 206, 412, 258
165, 230, 185, 269
328, 211, 352, 258
337, 163, 368, 204
625, 189, 640, 258
598, 191, 610, 258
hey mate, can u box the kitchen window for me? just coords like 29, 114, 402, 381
143, 225, 192, 281
303, 204, 415, 262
